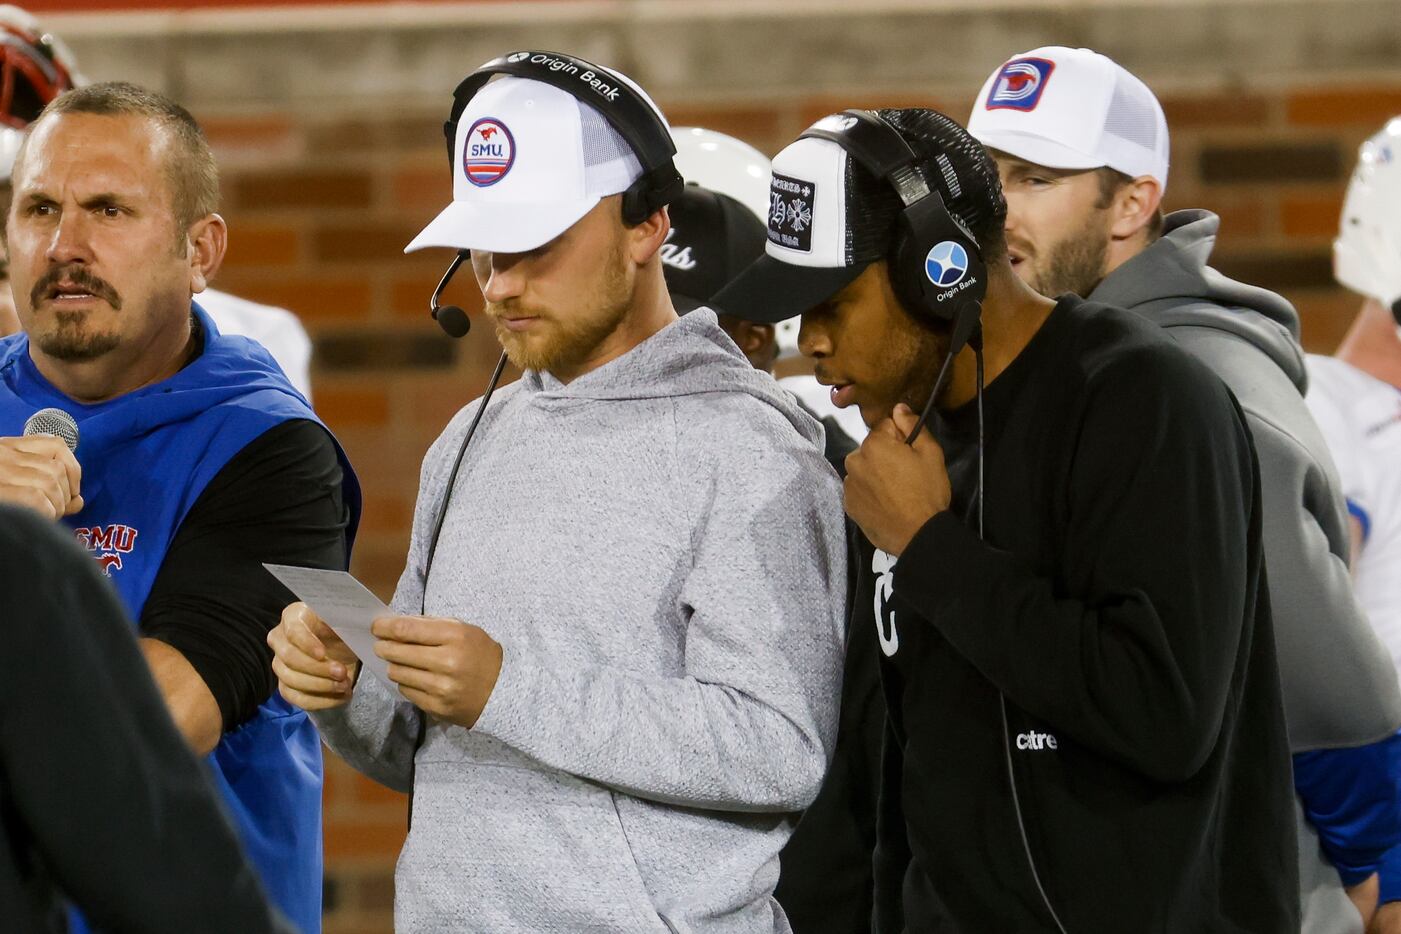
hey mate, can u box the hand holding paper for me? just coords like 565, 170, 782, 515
268, 602, 359, 711
264, 564, 399, 696
264, 564, 502, 726
371, 615, 503, 729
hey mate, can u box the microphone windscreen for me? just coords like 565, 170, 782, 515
23, 407, 79, 452
435, 305, 472, 338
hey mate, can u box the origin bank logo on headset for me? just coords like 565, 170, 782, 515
925, 240, 970, 288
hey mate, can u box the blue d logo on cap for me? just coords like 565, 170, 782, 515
926, 241, 969, 288
987, 57, 1055, 112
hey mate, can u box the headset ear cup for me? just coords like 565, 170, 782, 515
890, 219, 934, 322
620, 178, 655, 227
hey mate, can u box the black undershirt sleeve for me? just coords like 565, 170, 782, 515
140, 418, 349, 733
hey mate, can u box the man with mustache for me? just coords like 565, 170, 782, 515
267, 60, 845, 931
714, 106, 1296, 930
0, 82, 360, 933
0, 5, 316, 399
969, 47, 1401, 933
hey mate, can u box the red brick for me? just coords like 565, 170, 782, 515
1159, 93, 1271, 129
1288, 87, 1401, 128
314, 222, 424, 264
226, 277, 373, 322
354, 873, 396, 912
660, 103, 785, 153
1163, 195, 1265, 242
391, 268, 484, 318
797, 93, 952, 132
357, 493, 414, 536
315, 387, 391, 428
324, 817, 408, 859
309, 116, 444, 155
348, 539, 411, 604
201, 115, 297, 152
1293, 287, 1363, 353
222, 224, 300, 267
1281, 193, 1344, 239
354, 771, 410, 806
392, 164, 453, 212
231, 170, 373, 211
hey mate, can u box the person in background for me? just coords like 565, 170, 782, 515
0, 5, 315, 399
968, 46, 1401, 933
667, 125, 857, 473
1308, 116, 1401, 934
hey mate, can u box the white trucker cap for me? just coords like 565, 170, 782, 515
968, 46, 1170, 191
406, 73, 646, 254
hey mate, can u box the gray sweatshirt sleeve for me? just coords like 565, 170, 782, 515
1247, 410, 1401, 750
472, 413, 847, 812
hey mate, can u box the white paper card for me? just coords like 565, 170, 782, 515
264, 564, 395, 687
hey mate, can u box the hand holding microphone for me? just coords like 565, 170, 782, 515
0, 408, 83, 519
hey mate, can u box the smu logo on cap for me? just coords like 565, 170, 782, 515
987, 58, 1055, 112
463, 117, 516, 187
926, 241, 969, 288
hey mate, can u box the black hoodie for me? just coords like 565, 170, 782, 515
869, 295, 1297, 933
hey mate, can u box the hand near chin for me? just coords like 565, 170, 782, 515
372, 615, 503, 729
843, 403, 951, 556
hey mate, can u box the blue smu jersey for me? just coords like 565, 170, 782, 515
0, 303, 361, 933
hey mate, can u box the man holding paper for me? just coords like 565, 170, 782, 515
267, 54, 846, 932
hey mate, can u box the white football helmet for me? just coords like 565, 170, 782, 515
1336, 117, 1401, 318
670, 126, 799, 357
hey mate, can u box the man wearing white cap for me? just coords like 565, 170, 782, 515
1308, 117, 1401, 933
715, 104, 1296, 932
267, 51, 846, 932
970, 46, 1401, 934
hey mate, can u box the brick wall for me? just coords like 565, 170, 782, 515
38, 3, 1401, 931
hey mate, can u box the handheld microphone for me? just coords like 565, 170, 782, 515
23, 407, 79, 452
431, 251, 472, 338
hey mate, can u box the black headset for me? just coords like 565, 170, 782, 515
444, 50, 684, 227
801, 109, 985, 356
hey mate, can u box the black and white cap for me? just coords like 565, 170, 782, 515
714, 116, 890, 324
662, 183, 767, 313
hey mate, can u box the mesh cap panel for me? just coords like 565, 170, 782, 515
1104, 76, 1161, 153
578, 99, 643, 198
844, 108, 1007, 265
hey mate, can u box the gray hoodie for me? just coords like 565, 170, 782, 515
314, 309, 847, 933
1092, 209, 1401, 934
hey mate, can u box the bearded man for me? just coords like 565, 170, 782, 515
970, 46, 1401, 934
267, 57, 846, 932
